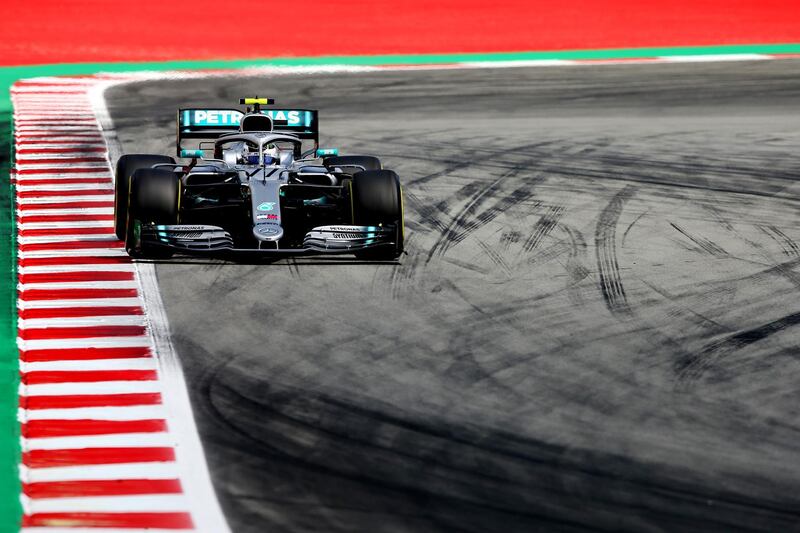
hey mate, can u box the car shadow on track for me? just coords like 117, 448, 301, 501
133, 257, 401, 267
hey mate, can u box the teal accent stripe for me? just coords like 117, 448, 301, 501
1, 42, 800, 114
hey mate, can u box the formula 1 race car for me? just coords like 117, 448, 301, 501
114, 97, 404, 260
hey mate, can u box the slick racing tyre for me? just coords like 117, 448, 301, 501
125, 168, 180, 259
350, 169, 404, 260
324, 155, 381, 176
115, 154, 175, 240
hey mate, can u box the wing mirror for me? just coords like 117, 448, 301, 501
180, 149, 205, 159
316, 148, 339, 158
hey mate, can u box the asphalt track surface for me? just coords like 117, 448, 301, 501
108, 61, 800, 532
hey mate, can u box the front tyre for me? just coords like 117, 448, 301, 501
125, 168, 180, 259
115, 154, 175, 239
350, 169, 404, 260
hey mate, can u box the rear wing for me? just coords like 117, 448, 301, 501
176, 108, 319, 157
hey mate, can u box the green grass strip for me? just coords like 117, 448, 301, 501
1, 42, 800, 114
0, 40, 798, 532
0, 94, 18, 533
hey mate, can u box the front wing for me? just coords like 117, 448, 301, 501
135, 224, 398, 255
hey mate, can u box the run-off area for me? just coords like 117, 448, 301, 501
107, 60, 800, 532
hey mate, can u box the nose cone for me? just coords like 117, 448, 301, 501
253, 223, 283, 242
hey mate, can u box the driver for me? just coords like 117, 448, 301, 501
262, 143, 280, 165
238, 143, 281, 165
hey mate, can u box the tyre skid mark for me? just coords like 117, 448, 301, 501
406, 179, 489, 235
446, 184, 540, 252
595, 186, 636, 315
427, 176, 541, 265
759, 225, 800, 257
521, 205, 565, 254
560, 225, 591, 306
402, 191, 448, 233
620, 209, 649, 247
669, 222, 728, 257
639, 279, 730, 335
675, 311, 800, 384
406, 140, 561, 187
387, 233, 421, 300
476, 239, 513, 278
500, 230, 522, 250
455, 184, 539, 244
425, 176, 505, 264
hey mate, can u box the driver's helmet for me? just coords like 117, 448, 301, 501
240, 143, 280, 165
262, 143, 280, 165
239, 144, 257, 165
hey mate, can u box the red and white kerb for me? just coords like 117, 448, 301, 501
13, 78, 203, 532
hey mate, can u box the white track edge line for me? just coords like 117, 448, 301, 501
91, 78, 232, 533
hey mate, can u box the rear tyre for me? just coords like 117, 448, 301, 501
115, 154, 175, 239
350, 169, 404, 260
324, 155, 381, 176
125, 168, 180, 259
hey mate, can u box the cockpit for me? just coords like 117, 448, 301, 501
214, 135, 298, 167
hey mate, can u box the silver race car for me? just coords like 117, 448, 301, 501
114, 97, 404, 260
